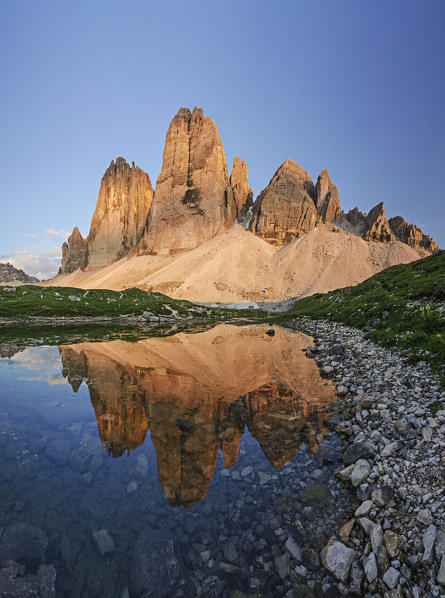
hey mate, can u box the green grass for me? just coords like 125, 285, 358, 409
0, 285, 263, 322
278, 250, 445, 386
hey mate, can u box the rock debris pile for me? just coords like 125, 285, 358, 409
293, 318, 445, 597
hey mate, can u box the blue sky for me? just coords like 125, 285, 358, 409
1, 0, 444, 278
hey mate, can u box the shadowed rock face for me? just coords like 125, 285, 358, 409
139, 107, 237, 255
0, 262, 39, 283
87, 158, 154, 267
388, 216, 439, 252
59, 325, 338, 507
60, 227, 88, 274
252, 159, 318, 246
230, 157, 253, 222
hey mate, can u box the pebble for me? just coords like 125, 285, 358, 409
383, 566, 400, 589
294, 317, 444, 596
350, 459, 371, 487
355, 500, 372, 517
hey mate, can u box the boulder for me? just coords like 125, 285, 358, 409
384, 530, 403, 559
131, 530, 179, 596
0, 523, 48, 568
343, 441, 375, 466
320, 540, 355, 582
350, 459, 371, 487
363, 552, 378, 583
92, 529, 115, 556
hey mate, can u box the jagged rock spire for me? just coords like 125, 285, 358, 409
139, 108, 236, 255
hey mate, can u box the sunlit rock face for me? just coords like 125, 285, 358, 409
87, 158, 154, 267
362, 202, 396, 243
60, 325, 338, 507
315, 170, 341, 225
336, 203, 438, 252
252, 159, 318, 245
60, 347, 149, 455
388, 216, 439, 252
60, 158, 153, 273
230, 156, 253, 222
139, 107, 237, 255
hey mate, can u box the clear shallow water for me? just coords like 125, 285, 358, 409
0, 324, 351, 598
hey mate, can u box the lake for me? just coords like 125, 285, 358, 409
0, 323, 351, 597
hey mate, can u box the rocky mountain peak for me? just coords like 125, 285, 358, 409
60, 227, 88, 274
0, 262, 39, 284
87, 158, 154, 267
388, 216, 439, 252
230, 157, 253, 222
139, 108, 236, 255
103, 157, 133, 179
252, 159, 317, 246
315, 169, 341, 224
58, 108, 439, 277
363, 202, 396, 243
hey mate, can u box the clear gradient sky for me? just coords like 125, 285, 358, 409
1, 0, 444, 278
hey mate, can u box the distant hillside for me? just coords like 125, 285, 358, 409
0, 262, 39, 285
282, 250, 445, 385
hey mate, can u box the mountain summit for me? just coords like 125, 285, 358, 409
56, 108, 438, 299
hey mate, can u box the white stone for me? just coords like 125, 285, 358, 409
350, 459, 371, 487
321, 540, 355, 583
364, 552, 378, 583
285, 536, 302, 562
355, 500, 372, 517
383, 566, 400, 589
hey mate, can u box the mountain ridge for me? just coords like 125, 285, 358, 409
54, 107, 438, 299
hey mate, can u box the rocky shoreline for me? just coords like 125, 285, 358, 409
291, 317, 445, 597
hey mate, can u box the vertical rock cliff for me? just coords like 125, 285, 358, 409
60, 227, 88, 274
363, 202, 396, 243
139, 107, 237, 255
252, 159, 318, 246
388, 216, 438, 252
230, 157, 253, 222
315, 169, 341, 224
335, 203, 437, 251
87, 158, 154, 267
60, 158, 153, 273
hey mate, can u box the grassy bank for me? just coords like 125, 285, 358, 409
0, 285, 260, 322
280, 250, 445, 385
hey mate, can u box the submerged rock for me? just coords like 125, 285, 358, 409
92, 529, 115, 556
0, 523, 48, 568
131, 530, 179, 597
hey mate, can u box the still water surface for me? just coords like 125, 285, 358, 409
0, 324, 350, 597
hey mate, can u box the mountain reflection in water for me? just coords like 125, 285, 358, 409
59, 324, 338, 507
